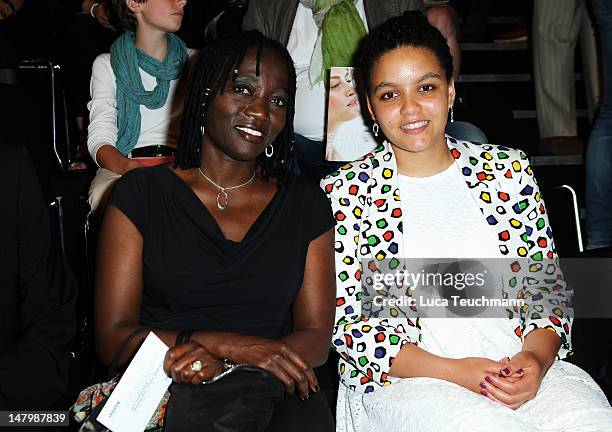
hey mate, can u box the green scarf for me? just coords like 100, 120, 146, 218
299, 0, 367, 84
110, 32, 188, 155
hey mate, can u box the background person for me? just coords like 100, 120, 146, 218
585, 0, 612, 250
87, 0, 193, 210
532, 0, 599, 155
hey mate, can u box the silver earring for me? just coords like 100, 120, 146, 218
265, 144, 274, 158
449, 106, 454, 123
372, 122, 379, 137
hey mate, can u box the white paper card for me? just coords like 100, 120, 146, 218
98, 332, 171, 432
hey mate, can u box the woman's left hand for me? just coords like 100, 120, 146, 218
479, 351, 545, 409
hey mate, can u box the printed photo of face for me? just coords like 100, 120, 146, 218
326, 67, 377, 162
328, 67, 361, 128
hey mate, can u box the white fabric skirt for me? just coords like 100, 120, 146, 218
337, 361, 612, 432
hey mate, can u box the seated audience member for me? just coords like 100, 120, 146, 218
0, 142, 76, 409
87, 0, 193, 210
94, 31, 336, 430
243, 0, 426, 179
322, 13, 612, 431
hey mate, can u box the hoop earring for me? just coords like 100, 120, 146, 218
449, 106, 454, 123
265, 144, 274, 158
372, 122, 379, 137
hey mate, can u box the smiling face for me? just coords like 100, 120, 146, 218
202, 47, 289, 162
329, 68, 361, 124
367, 46, 455, 156
129, 0, 186, 33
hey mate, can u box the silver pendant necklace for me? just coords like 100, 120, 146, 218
196, 168, 256, 210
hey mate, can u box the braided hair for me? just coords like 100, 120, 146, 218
176, 30, 296, 186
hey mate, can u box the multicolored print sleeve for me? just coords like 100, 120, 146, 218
512, 151, 573, 359
323, 172, 414, 393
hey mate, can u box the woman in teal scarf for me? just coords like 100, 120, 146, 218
87, 0, 191, 211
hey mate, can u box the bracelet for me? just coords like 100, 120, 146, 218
90, 2, 99, 18
2, 0, 15, 17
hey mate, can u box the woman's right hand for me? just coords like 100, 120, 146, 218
96, 145, 143, 175
225, 336, 317, 400
164, 341, 225, 384
449, 357, 505, 396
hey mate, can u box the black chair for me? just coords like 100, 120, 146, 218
18, 59, 80, 175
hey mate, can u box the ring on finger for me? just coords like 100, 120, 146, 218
191, 360, 202, 372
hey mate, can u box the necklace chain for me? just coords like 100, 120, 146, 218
196, 168, 256, 210
197, 168, 256, 191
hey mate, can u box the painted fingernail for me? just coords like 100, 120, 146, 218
503, 368, 511, 375
479, 382, 487, 389
480, 389, 488, 396
517, 369, 524, 374
485, 376, 493, 384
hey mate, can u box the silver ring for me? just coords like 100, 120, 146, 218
190, 360, 202, 372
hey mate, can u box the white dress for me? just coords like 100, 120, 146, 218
336, 164, 612, 431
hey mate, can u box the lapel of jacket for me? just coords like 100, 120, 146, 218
447, 137, 530, 257
360, 142, 404, 264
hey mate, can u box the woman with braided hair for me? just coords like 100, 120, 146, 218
95, 30, 336, 430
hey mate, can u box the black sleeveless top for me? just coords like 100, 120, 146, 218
109, 166, 335, 339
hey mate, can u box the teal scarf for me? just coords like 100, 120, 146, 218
110, 32, 188, 155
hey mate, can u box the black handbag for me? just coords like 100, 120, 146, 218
164, 362, 285, 432
74, 328, 285, 432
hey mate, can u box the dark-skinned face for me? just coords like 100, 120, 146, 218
202, 47, 289, 162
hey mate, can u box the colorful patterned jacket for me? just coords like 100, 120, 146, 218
320, 136, 573, 394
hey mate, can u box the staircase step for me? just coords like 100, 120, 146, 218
460, 42, 529, 51
530, 155, 584, 166
459, 72, 582, 83
459, 73, 531, 83
513, 109, 589, 119
488, 16, 523, 24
